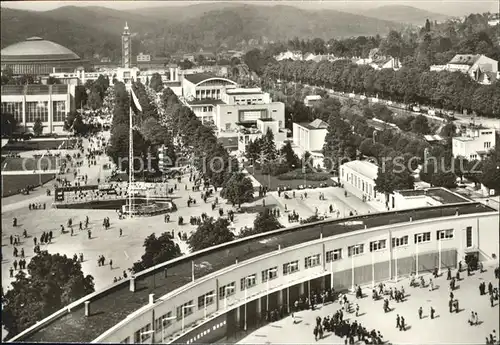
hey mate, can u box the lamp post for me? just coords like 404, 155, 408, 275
394, 247, 398, 283
181, 304, 195, 333
330, 256, 334, 289
416, 239, 419, 278
438, 236, 442, 276
371, 249, 375, 289
2, 162, 7, 196
161, 316, 176, 343
286, 262, 298, 313
244, 276, 254, 331
204, 293, 215, 320
266, 268, 277, 311
224, 285, 235, 311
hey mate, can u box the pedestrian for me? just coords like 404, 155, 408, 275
9, 267, 14, 277
13, 260, 18, 270
10, 235, 13, 245
418, 306, 423, 319
396, 314, 400, 329
110, 259, 113, 269
355, 303, 359, 317
119, 228, 123, 237
400, 316, 406, 331
430, 306, 435, 319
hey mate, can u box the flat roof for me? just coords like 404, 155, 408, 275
396, 188, 472, 204
342, 160, 378, 181
226, 88, 263, 95
20, 203, 495, 343
186, 99, 225, 106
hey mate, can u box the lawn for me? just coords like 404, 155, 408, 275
1, 156, 64, 172
245, 164, 336, 191
2, 138, 77, 152
2, 173, 56, 197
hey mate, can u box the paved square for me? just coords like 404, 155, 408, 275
238, 268, 500, 344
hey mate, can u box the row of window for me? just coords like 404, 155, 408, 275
1, 101, 66, 123
185, 320, 226, 344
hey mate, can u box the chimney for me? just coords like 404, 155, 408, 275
129, 276, 136, 292
149, 294, 155, 305
85, 301, 91, 317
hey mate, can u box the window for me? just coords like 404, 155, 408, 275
52, 101, 66, 122
370, 239, 387, 252
470, 154, 477, 160
240, 274, 257, 290
414, 232, 431, 244
198, 291, 215, 309
155, 312, 173, 332
134, 324, 152, 343
348, 244, 364, 257
1, 102, 23, 123
120, 337, 130, 343
26, 101, 48, 122
283, 260, 299, 275
392, 236, 409, 248
261, 267, 278, 282
466, 226, 473, 248
218, 282, 235, 299
484, 142, 491, 149
437, 229, 454, 240
326, 249, 342, 262
176, 301, 194, 321
304, 254, 321, 268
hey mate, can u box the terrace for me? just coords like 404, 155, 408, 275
17, 202, 495, 343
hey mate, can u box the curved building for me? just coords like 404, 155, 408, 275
8, 202, 499, 343
1, 37, 85, 75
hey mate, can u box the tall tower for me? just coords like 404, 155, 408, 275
122, 22, 132, 68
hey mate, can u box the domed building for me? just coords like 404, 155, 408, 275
1, 37, 86, 75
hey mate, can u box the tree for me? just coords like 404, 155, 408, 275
149, 73, 164, 92
245, 138, 263, 163
240, 209, 283, 237
188, 218, 234, 252
375, 154, 415, 204
1, 113, 17, 137
33, 118, 44, 136
440, 123, 457, 137
479, 147, 500, 191
261, 128, 277, 161
87, 87, 103, 111
132, 233, 182, 273
280, 141, 300, 169
2, 252, 94, 339
411, 115, 431, 135
220, 172, 254, 207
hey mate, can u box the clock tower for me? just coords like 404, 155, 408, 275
122, 22, 132, 68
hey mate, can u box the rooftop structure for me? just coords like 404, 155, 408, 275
1, 37, 85, 75
293, 119, 328, 154
452, 126, 496, 161
304, 95, 322, 107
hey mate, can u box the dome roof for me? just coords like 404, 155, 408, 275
1, 37, 81, 62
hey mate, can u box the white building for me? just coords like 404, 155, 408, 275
340, 160, 385, 205
1, 84, 75, 134
442, 54, 498, 84
292, 119, 328, 152
452, 126, 496, 161
181, 73, 237, 101
304, 95, 322, 107
274, 50, 303, 61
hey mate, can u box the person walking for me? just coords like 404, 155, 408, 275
430, 306, 435, 319
9, 267, 14, 277
418, 307, 423, 319
109, 259, 113, 269
396, 314, 400, 329
355, 303, 360, 317
119, 228, 123, 237
13, 260, 18, 270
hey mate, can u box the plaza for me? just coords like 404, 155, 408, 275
239, 267, 500, 344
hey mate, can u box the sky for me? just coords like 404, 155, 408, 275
1, 0, 498, 16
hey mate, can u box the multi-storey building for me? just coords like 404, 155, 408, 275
452, 125, 496, 161
1, 84, 75, 134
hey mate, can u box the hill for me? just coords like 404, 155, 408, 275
1, 4, 404, 59
359, 5, 449, 25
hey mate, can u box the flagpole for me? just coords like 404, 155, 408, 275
129, 93, 134, 219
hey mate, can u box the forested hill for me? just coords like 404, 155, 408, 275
1, 4, 404, 59
356, 5, 449, 25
